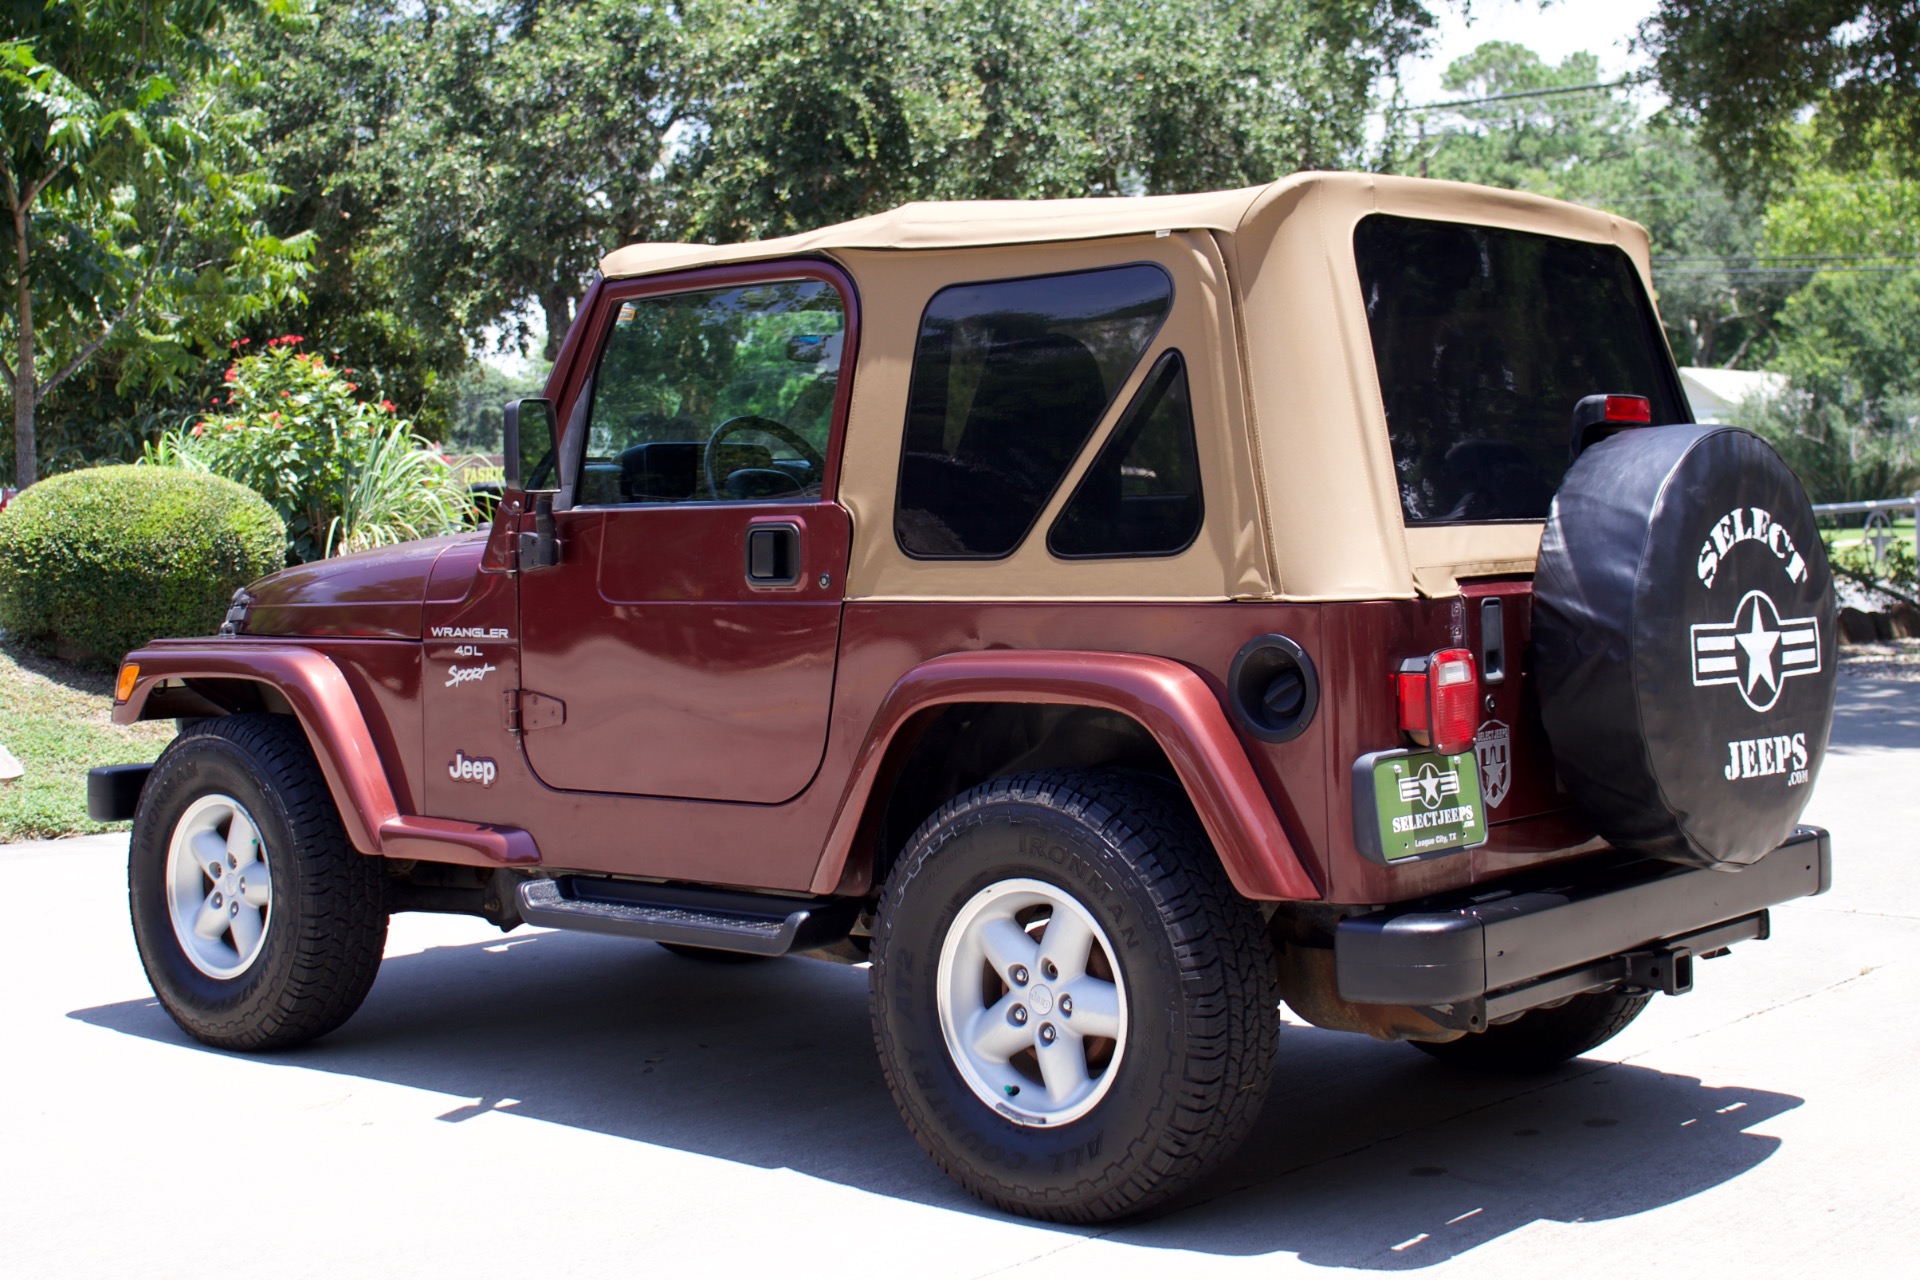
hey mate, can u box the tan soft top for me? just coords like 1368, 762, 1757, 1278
596, 173, 1662, 602
600, 172, 1639, 280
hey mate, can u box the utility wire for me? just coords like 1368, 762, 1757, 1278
1373, 76, 1642, 116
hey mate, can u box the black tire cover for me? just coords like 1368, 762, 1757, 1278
1532, 424, 1837, 869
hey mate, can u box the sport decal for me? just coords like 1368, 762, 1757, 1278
1690, 588, 1822, 713
445, 662, 497, 689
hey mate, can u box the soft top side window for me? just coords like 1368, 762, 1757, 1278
1048, 350, 1203, 559
576, 278, 845, 507
895, 264, 1174, 559
1354, 214, 1688, 525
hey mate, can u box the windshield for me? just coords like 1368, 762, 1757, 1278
1354, 214, 1688, 525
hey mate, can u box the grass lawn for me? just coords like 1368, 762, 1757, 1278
0, 633, 173, 843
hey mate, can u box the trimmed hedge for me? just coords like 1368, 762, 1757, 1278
0, 466, 284, 667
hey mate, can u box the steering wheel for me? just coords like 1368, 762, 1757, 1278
704, 415, 826, 499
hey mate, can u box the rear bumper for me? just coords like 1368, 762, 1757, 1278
1336, 827, 1830, 1015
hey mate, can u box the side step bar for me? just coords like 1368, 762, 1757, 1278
517, 876, 859, 957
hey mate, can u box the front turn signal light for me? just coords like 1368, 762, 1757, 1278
114, 663, 140, 703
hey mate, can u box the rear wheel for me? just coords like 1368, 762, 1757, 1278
129, 715, 388, 1050
869, 770, 1278, 1222
1411, 989, 1652, 1073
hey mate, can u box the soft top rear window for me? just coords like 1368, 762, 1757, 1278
1354, 214, 1687, 525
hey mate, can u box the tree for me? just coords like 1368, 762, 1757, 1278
1393, 40, 1789, 368
1, 0, 310, 486
1641, 1, 1920, 186
680, 0, 1439, 240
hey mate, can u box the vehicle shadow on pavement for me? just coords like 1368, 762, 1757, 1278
70, 927, 1800, 1268
1828, 676, 1920, 753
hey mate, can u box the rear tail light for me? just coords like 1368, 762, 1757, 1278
1394, 648, 1479, 755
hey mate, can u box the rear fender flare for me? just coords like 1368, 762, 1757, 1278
115, 644, 399, 856
811, 650, 1320, 901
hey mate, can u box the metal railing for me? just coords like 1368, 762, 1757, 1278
1811, 494, 1920, 571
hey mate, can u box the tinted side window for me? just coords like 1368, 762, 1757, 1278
1049, 351, 1202, 559
1354, 214, 1687, 524
895, 265, 1174, 558
578, 279, 844, 506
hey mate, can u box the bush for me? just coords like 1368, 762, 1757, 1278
0, 466, 285, 667
145, 337, 475, 562
1731, 388, 1920, 504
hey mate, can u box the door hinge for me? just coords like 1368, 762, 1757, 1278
504, 688, 567, 734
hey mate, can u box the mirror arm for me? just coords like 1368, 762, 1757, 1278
519, 492, 561, 571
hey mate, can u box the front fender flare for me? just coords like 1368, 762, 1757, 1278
115, 643, 402, 856
811, 650, 1320, 901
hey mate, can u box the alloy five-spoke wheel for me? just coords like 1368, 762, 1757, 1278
130, 715, 388, 1050
936, 877, 1126, 1126
165, 794, 274, 979
871, 770, 1279, 1222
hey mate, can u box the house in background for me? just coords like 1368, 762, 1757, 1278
1678, 366, 1788, 423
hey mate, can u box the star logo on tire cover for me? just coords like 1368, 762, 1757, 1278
1690, 589, 1822, 713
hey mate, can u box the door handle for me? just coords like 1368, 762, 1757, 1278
746, 522, 801, 586
1479, 596, 1505, 684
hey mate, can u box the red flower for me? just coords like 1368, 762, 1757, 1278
191, 423, 206, 437
224, 367, 238, 382
281, 390, 291, 397
380, 399, 397, 414
345, 383, 358, 392
344, 368, 354, 375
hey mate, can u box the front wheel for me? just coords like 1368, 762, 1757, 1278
129, 715, 388, 1050
869, 771, 1279, 1223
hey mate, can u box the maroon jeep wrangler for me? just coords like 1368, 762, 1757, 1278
95, 173, 1835, 1223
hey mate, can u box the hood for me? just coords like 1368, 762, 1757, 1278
242, 533, 486, 640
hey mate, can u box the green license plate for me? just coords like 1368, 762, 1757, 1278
1369, 750, 1489, 861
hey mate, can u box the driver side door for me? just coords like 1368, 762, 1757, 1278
516, 264, 854, 804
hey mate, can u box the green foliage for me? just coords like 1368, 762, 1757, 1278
1643, 1, 1920, 187
1824, 532, 1920, 608
1732, 390, 1920, 504
0, 464, 283, 666
1, 0, 313, 485
0, 637, 174, 840
144, 339, 473, 561
1390, 41, 1788, 370
444, 359, 551, 453
680, 0, 1437, 240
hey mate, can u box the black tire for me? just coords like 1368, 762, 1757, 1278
128, 714, 388, 1050
656, 941, 774, 964
869, 770, 1279, 1223
1411, 989, 1652, 1073
1534, 424, 1836, 868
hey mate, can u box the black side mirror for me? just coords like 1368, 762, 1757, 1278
503, 398, 559, 493
502, 397, 562, 570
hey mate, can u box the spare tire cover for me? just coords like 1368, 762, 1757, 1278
1533, 424, 1836, 869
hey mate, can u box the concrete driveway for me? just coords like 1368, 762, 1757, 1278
3, 678, 1916, 1278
